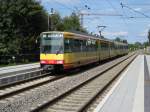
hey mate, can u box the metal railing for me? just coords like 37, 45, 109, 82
0, 54, 39, 65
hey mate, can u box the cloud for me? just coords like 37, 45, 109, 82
147, 24, 150, 28
41, 0, 80, 5
103, 31, 128, 37
139, 24, 150, 37
134, 8, 142, 11
139, 29, 148, 37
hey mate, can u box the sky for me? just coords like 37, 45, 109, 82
39, 0, 150, 43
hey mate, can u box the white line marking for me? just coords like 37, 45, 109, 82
93, 55, 139, 112
132, 56, 144, 112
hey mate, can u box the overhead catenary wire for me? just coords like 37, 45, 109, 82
120, 2, 150, 19
53, 0, 74, 11
82, 0, 104, 23
105, 0, 129, 32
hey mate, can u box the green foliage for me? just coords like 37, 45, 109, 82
148, 29, 150, 44
115, 37, 122, 42
128, 41, 146, 51
114, 37, 128, 43
134, 42, 142, 47
63, 13, 81, 31
49, 12, 62, 30
143, 41, 149, 47
128, 44, 136, 51
0, 0, 86, 56
49, 12, 86, 32
0, 0, 47, 55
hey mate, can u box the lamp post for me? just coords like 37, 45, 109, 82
48, 13, 49, 31
76, 5, 91, 27
48, 8, 54, 31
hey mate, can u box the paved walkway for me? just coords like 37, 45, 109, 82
0, 63, 39, 78
145, 55, 150, 112
94, 55, 144, 112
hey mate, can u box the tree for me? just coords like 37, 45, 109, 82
0, 0, 87, 56
148, 29, 150, 45
0, 0, 47, 55
115, 37, 122, 42
49, 12, 62, 31
63, 13, 80, 31
130, 42, 143, 50
62, 13, 86, 32
135, 42, 142, 47
48, 12, 87, 32
143, 41, 149, 48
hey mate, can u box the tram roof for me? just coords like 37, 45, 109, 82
42, 31, 127, 45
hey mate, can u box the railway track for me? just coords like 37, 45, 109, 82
0, 53, 136, 112
0, 73, 65, 100
0, 59, 109, 99
37, 54, 136, 112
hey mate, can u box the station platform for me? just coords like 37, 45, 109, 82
145, 55, 150, 112
94, 55, 146, 112
0, 63, 40, 78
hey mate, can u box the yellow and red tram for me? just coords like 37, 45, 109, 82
40, 31, 128, 71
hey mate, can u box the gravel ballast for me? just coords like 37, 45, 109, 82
0, 54, 134, 112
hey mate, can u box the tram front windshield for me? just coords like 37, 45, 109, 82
41, 33, 63, 54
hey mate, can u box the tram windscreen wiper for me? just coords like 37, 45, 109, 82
56, 46, 63, 55
41, 46, 49, 54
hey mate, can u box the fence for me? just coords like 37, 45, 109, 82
0, 54, 39, 65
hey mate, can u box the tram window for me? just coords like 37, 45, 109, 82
101, 43, 103, 50
79, 40, 86, 52
86, 39, 97, 52
64, 38, 72, 53
82, 40, 87, 52
116, 45, 118, 49
65, 38, 84, 52
65, 38, 96, 52
101, 42, 109, 50
86, 40, 91, 52
73, 39, 77, 52
64, 38, 77, 53
92, 40, 97, 51
113, 43, 115, 49
110, 43, 113, 50
96, 41, 99, 49
100, 43, 104, 50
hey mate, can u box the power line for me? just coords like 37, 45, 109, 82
125, 3, 150, 6
124, 16, 150, 19
119, 4, 129, 28
105, 0, 118, 13
105, 0, 129, 30
79, 13, 122, 16
53, 0, 74, 11
120, 2, 150, 19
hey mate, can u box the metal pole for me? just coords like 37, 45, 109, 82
51, 15, 53, 31
80, 14, 83, 27
48, 14, 49, 31
97, 25, 106, 37
99, 31, 102, 37
50, 8, 54, 31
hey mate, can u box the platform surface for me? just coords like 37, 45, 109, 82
145, 55, 150, 112
94, 55, 144, 112
0, 63, 40, 78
